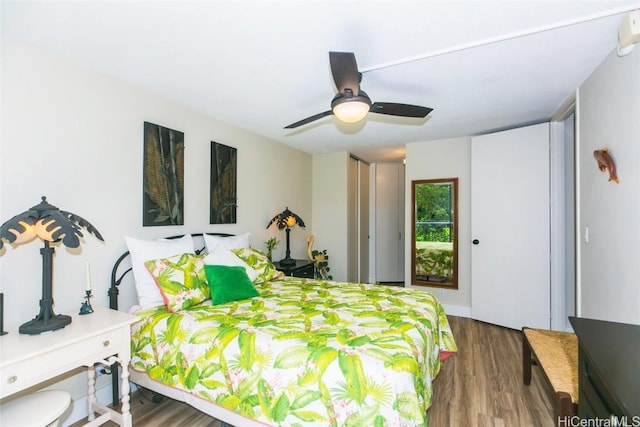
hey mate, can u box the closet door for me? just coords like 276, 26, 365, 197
348, 157, 358, 282
358, 161, 370, 283
375, 163, 404, 283
471, 123, 550, 330
347, 157, 370, 283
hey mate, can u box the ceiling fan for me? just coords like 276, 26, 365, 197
284, 51, 433, 129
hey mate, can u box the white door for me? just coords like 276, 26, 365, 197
375, 163, 404, 282
348, 157, 358, 282
471, 123, 550, 330
347, 158, 370, 283
358, 161, 370, 283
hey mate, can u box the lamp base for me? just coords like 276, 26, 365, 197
278, 257, 296, 266
19, 313, 71, 335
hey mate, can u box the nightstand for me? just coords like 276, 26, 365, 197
274, 259, 315, 278
0, 307, 137, 427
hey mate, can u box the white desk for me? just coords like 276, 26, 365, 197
0, 307, 137, 427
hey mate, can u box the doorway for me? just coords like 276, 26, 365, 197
550, 105, 576, 331
371, 162, 405, 284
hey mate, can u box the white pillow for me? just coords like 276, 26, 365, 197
202, 245, 259, 283
125, 234, 195, 308
203, 232, 251, 252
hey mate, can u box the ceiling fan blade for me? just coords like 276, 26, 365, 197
284, 110, 333, 129
370, 102, 433, 118
329, 52, 360, 95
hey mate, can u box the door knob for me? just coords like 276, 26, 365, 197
472, 239, 480, 245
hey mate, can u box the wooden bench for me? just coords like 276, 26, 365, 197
522, 327, 578, 418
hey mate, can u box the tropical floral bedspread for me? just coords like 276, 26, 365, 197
130, 278, 457, 426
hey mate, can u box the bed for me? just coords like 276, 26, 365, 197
109, 233, 457, 427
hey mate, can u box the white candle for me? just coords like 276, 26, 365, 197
86, 261, 92, 292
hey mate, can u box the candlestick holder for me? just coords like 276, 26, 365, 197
79, 290, 94, 315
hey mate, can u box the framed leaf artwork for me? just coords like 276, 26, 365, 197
210, 141, 237, 224
143, 122, 184, 226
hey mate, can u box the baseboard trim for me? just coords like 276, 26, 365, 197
442, 304, 472, 318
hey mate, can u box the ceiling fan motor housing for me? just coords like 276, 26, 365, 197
331, 89, 372, 108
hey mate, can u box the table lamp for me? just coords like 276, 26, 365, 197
266, 207, 305, 266
0, 196, 104, 334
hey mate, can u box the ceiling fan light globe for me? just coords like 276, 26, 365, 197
332, 93, 372, 123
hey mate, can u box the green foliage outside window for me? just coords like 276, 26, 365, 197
415, 182, 453, 242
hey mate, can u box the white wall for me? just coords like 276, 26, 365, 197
577, 47, 640, 324
405, 137, 472, 313
0, 40, 312, 422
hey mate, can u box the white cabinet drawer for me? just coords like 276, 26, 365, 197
1, 328, 123, 396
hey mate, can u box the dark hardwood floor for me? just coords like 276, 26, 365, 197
428, 316, 555, 426
72, 316, 556, 427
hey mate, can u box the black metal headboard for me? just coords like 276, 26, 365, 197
108, 232, 233, 406
108, 232, 233, 311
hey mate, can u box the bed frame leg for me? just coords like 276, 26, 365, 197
556, 391, 574, 418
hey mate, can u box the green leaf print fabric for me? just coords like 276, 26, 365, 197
145, 252, 210, 312
130, 278, 457, 426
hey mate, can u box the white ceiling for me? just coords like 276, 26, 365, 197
2, 0, 640, 162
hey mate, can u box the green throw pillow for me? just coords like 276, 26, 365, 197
205, 264, 259, 305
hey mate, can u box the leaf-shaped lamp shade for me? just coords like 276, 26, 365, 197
285, 215, 297, 228
34, 219, 62, 242
266, 207, 305, 267
7, 220, 37, 244
0, 196, 104, 249
266, 207, 306, 230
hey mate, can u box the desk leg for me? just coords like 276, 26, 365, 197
119, 358, 132, 427
87, 365, 96, 421
91, 355, 131, 427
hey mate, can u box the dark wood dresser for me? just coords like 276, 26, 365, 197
569, 316, 640, 419
273, 259, 315, 278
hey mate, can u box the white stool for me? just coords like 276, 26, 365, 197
1, 390, 71, 427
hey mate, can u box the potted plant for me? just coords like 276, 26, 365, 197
264, 237, 279, 261
311, 248, 332, 280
